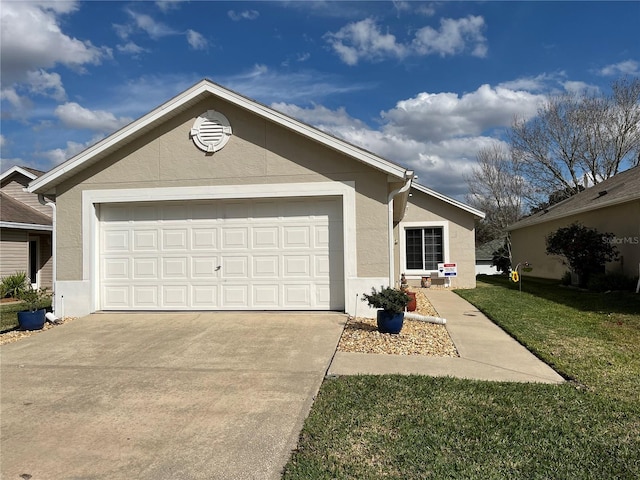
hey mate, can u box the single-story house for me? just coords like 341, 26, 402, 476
27, 79, 483, 318
508, 165, 640, 281
0, 166, 53, 290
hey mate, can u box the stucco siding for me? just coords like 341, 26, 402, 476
511, 200, 640, 280
54, 98, 391, 281
397, 191, 477, 289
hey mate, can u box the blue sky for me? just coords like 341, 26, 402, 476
1, 1, 638, 199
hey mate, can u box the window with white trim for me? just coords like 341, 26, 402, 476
405, 227, 444, 271
399, 221, 449, 275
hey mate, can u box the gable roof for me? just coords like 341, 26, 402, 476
0, 165, 43, 184
476, 239, 504, 261
411, 182, 485, 219
28, 79, 412, 195
0, 191, 52, 229
508, 165, 640, 230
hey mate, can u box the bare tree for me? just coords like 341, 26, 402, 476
465, 142, 528, 241
509, 77, 640, 200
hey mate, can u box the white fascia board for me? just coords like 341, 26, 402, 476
0, 166, 37, 183
412, 182, 485, 219
29, 80, 408, 194
0, 221, 53, 231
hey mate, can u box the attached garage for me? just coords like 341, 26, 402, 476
98, 197, 344, 310
27, 79, 483, 319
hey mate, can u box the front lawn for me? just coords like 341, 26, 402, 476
283, 276, 640, 479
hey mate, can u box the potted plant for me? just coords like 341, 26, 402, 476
17, 287, 50, 330
362, 286, 409, 334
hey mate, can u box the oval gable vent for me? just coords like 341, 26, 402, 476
190, 110, 232, 153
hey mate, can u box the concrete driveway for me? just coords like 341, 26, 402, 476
1, 312, 346, 480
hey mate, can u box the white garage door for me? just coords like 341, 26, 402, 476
99, 197, 344, 310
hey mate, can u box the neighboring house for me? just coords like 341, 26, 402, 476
0, 166, 53, 289
475, 239, 504, 275
27, 79, 483, 318
508, 165, 640, 281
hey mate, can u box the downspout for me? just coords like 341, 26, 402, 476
387, 174, 413, 287
38, 194, 57, 318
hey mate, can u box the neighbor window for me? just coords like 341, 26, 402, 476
405, 227, 443, 271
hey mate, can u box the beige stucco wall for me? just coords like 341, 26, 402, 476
395, 190, 478, 289
510, 200, 640, 280
55, 97, 391, 281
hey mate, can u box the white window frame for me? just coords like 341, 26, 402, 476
399, 221, 449, 278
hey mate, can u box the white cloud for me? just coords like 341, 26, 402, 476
54, 102, 133, 132
0, 134, 6, 148
125, 9, 177, 40
412, 15, 487, 58
117, 42, 148, 56
39, 140, 90, 165
186, 30, 208, 50
25, 70, 66, 101
562, 81, 600, 95
325, 15, 487, 65
155, 1, 186, 13
0, 87, 33, 119
0, 1, 111, 86
228, 10, 260, 21
598, 60, 640, 76
381, 84, 544, 142
324, 18, 407, 66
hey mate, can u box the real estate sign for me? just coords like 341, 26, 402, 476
438, 263, 458, 277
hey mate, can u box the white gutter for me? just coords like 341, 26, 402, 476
387, 175, 413, 287
38, 195, 57, 318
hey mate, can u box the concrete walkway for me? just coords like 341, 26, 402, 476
329, 290, 565, 384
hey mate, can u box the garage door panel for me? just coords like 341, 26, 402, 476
163, 285, 188, 307
253, 284, 279, 307
192, 285, 217, 307
252, 227, 278, 249
222, 257, 248, 277
133, 230, 158, 251
162, 257, 188, 279
253, 256, 279, 277
192, 256, 219, 278
103, 230, 129, 252
222, 285, 248, 307
162, 229, 188, 250
133, 285, 158, 307
284, 227, 310, 248
133, 258, 158, 279
192, 228, 217, 249
222, 228, 248, 249
99, 198, 344, 311
103, 258, 129, 279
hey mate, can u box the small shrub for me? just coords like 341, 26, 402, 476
587, 273, 637, 292
362, 287, 409, 314
0, 271, 28, 299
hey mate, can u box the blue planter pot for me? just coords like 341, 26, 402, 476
376, 310, 404, 334
17, 309, 46, 331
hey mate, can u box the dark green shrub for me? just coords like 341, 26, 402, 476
362, 287, 409, 314
545, 223, 619, 287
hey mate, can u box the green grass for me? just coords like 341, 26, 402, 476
283, 276, 640, 479
0, 298, 52, 332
